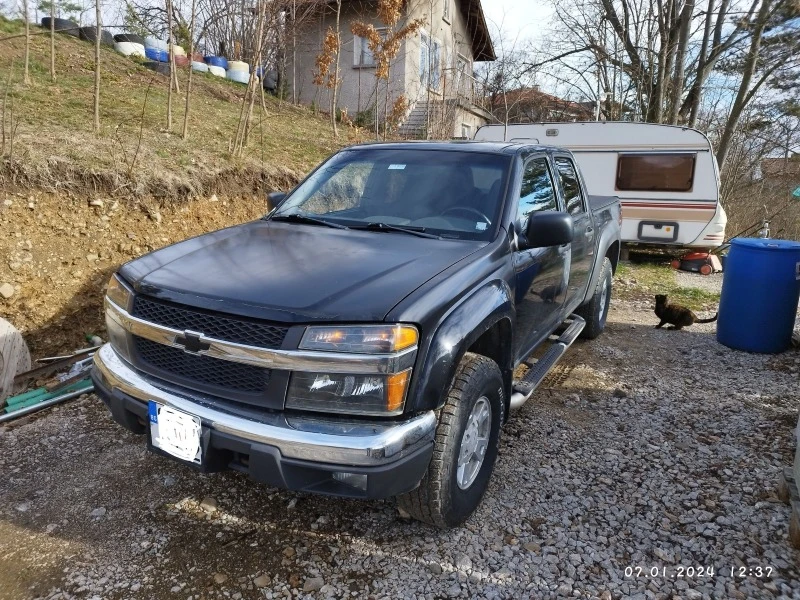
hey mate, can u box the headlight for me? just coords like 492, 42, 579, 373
105, 274, 134, 361
300, 325, 418, 354
106, 273, 133, 311
286, 370, 411, 416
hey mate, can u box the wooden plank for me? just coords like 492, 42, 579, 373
0, 318, 31, 405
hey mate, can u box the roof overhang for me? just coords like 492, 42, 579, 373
458, 0, 495, 61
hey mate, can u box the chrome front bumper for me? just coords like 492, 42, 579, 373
92, 344, 436, 467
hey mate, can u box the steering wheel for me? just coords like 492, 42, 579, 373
439, 206, 492, 224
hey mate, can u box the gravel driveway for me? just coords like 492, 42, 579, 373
1, 298, 799, 600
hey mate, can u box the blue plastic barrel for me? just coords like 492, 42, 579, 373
717, 238, 800, 353
204, 55, 228, 69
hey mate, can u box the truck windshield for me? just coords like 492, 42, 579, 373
272, 148, 512, 241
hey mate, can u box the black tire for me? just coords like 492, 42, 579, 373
78, 27, 114, 45
397, 353, 504, 528
114, 33, 146, 45
576, 256, 612, 340
40, 17, 79, 37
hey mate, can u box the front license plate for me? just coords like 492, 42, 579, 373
149, 401, 202, 464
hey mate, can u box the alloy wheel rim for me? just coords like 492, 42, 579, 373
598, 276, 609, 325
457, 397, 492, 490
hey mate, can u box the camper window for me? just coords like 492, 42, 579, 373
616, 154, 696, 192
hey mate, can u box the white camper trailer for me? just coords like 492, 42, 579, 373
474, 122, 727, 248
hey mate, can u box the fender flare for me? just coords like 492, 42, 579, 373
409, 281, 514, 413
583, 229, 620, 304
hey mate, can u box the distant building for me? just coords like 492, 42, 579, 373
761, 157, 800, 178
290, 0, 495, 139
490, 87, 595, 124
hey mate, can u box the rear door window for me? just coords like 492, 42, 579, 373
554, 157, 585, 216
616, 154, 696, 192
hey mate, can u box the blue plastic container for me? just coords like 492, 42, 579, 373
204, 55, 228, 69
145, 47, 169, 62
717, 238, 800, 353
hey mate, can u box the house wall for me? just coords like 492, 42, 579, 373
290, 0, 484, 132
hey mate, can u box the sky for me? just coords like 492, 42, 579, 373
481, 1, 554, 47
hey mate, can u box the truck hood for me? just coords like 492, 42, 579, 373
120, 220, 484, 323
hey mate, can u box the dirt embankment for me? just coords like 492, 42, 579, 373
0, 189, 284, 358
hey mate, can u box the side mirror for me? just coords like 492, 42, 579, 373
267, 191, 287, 211
520, 211, 574, 249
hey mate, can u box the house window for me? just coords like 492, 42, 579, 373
420, 32, 441, 90
616, 154, 696, 192
461, 123, 472, 139
443, 0, 451, 21
354, 30, 386, 68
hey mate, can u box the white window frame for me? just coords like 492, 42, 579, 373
420, 31, 442, 91
353, 28, 386, 68
443, 0, 451, 22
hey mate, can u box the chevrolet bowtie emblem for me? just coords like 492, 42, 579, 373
175, 330, 211, 354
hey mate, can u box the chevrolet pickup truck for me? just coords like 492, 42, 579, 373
92, 142, 621, 528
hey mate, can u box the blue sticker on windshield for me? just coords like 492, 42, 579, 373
388, 164, 406, 170
476, 222, 487, 231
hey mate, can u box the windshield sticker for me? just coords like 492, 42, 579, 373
388, 164, 406, 170
476, 222, 487, 231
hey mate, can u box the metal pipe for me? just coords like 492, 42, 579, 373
0, 387, 94, 424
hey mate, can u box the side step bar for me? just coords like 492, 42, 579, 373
509, 314, 585, 411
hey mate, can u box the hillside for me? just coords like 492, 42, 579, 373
0, 17, 367, 358
0, 16, 357, 198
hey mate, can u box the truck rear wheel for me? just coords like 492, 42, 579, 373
577, 257, 612, 340
397, 353, 504, 528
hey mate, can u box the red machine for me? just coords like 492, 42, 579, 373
670, 251, 723, 276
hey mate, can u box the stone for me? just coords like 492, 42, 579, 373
213, 573, 228, 585
0, 283, 14, 299
454, 553, 472, 571
556, 584, 572, 596
90, 507, 106, 518
89, 199, 104, 208
523, 542, 541, 553
199, 497, 217, 513
303, 577, 324, 592
253, 574, 270, 588
428, 563, 443, 575
282, 546, 296, 558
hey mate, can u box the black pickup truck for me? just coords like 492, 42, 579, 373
92, 142, 621, 528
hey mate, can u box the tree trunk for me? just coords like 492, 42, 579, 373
93, 0, 101, 134
22, 0, 30, 85
49, 0, 55, 82
182, 0, 197, 139
242, 0, 267, 148
667, 0, 694, 124
686, 0, 715, 126
166, 0, 174, 131
716, 0, 771, 171
331, 0, 341, 138
292, 0, 297, 104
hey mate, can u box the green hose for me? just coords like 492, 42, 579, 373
4, 379, 93, 413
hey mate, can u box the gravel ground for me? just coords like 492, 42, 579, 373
674, 271, 723, 295
1, 298, 799, 600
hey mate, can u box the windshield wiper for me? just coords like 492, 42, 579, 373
271, 213, 349, 229
354, 222, 440, 239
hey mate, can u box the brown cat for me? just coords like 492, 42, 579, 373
654, 294, 718, 330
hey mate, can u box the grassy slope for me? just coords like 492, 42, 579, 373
0, 17, 361, 198
615, 261, 720, 309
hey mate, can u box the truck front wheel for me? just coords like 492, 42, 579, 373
397, 353, 504, 528
577, 257, 612, 340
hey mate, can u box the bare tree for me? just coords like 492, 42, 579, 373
93, 0, 101, 134
22, 0, 30, 85
166, 0, 174, 130
181, 0, 197, 139
49, 0, 55, 82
